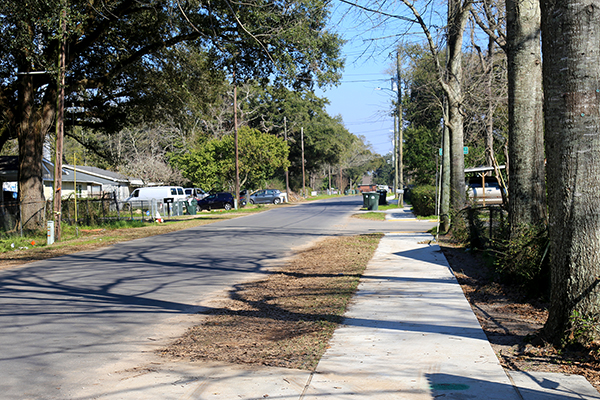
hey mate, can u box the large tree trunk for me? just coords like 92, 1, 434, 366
446, 0, 469, 212
506, 0, 547, 235
541, 0, 600, 345
16, 74, 55, 232
440, 113, 451, 232
485, 37, 496, 167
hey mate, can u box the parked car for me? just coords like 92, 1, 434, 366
184, 187, 208, 201
249, 189, 282, 205
239, 189, 249, 207
466, 179, 504, 205
197, 192, 234, 211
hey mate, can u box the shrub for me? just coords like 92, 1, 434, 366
492, 224, 550, 295
411, 185, 437, 217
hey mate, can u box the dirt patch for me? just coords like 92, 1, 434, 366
439, 238, 600, 391
160, 234, 383, 370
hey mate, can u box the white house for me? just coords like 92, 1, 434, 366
0, 156, 143, 202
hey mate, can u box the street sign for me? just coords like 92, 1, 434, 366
439, 147, 469, 155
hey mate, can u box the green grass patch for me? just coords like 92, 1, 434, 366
352, 212, 387, 221
304, 194, 346, 201
0, 209, 266, 257
377, 203, 404, 211
417, 215, 439, 220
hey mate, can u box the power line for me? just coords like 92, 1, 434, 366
340, 78, 389, 83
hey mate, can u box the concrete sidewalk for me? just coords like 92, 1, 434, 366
73, 232, 600, 400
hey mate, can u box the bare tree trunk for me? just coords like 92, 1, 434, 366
506, 0, 547, 235
447, 0, 469, 212
541, 0, 600, 345
400, 0, 469, 216
485, 37, 496, 167
440, 108, 451, 233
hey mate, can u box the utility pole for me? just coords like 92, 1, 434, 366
53, 5, 66, 242
301, 127, 305, 197
233, 69, 240, 209
328, 165, 332, 193
284, 117, 290, 197
396, 52, 404, 207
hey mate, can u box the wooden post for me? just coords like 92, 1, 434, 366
301, 127, 305, 197
53, 6, 66, 242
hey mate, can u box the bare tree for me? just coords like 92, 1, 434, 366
339, 0, 471, 219
395, 0, 472, 215
112, 123, 187, 185
472, 0, 547, 233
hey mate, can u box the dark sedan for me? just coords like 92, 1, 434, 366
197, 192, 234, 211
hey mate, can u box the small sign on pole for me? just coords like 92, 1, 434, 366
47, 221, 55, 245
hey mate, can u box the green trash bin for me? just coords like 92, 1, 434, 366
187, 199, 197, 215
367, 192, 379, 211
362, 192, 370, 209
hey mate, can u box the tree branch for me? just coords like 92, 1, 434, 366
338, 0, 418, 23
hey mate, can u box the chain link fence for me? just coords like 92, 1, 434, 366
1, 193, 191, 237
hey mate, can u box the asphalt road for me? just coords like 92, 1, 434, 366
0, 196, 434, 399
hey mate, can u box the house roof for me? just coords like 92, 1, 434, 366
360, 174, 374, 186
62, 165, 130, 183
0, 156, 142, 186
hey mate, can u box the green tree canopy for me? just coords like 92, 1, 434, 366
171, 127, 289, 191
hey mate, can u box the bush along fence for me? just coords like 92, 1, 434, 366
1, 193, 191, 237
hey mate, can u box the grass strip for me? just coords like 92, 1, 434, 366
0, 213, 257, 269
352, 212, 387, 221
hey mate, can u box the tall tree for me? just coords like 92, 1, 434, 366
0, 0, 343, 230
400, 0, 471, 214
444, 0, 471, 212
470, 0, 507, 167
506, 0, 547, 233
402, 44, 444, 186
541, 0, 600, 345
472, 0, 547, 233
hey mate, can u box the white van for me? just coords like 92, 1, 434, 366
125, 186, 187, 203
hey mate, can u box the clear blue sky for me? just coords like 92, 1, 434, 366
314, 2, 403, 157
317, 53, 398, 157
